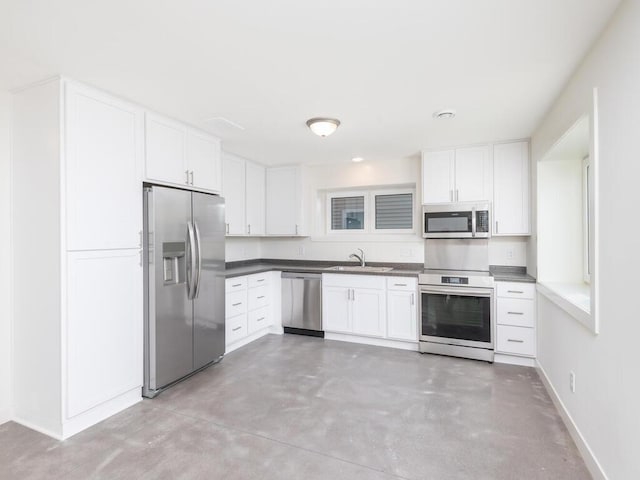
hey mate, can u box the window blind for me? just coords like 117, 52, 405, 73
375, 193, 412, 229
331, 196, 365, 230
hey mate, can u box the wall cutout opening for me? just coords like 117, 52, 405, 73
537, 89, 598, 334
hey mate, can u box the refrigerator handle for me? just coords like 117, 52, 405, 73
186, 222, 197, 300
193, 221, 203, 299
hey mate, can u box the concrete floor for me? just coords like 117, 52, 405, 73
1, 334, 590, 480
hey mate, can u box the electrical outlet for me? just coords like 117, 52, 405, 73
298, 246, 305, 256
569, 371, 576, 393
506, 248, 514, 260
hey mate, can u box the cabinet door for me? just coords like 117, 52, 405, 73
422, 150, 454, 203
322, 286, 351, 333
266, 167, 300, 235
352, 288, 386, 338
65, 83, 143, 250
455, 146, 492, 202
222, 153, 246, 235
493, 141, 530, 235
387, 290, 418, 341
66, 249, 142, 419
187, 129, 221, 192
245, 162, 266, 235
145, 113, 188, 186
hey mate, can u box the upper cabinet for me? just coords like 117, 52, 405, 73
422, 146, 492, 204
145, 112, 221, 193
222, 153, 266, 236
493, 141, 530, 236
266, 166, 304, 236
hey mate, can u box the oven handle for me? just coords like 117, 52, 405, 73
471, 206, 477, 238
419, 286, 493, 297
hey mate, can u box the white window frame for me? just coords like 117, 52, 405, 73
326, 191, 369, 234
582, 156, 591, 284
371, 188, 415, 234
325, 187, 415, 235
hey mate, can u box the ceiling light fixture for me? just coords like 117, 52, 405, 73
351, 157, 364, 163
306, 117, 340, 137
433, 109, 456, 120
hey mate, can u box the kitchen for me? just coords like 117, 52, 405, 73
1, 1, 639, 479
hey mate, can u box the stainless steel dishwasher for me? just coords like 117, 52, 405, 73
281, 272, 323, 337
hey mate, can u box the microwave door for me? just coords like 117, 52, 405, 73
423, 211, 473, 238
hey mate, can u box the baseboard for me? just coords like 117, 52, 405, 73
494, 353, 535, 367
324, 332, 419, 351
12, 416, 64, 440
536, 361, 608, 480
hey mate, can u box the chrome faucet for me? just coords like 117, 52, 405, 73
349, 248, 365, 267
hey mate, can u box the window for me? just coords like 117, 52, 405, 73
583, 156, 591, 283
326, 188, 414, 234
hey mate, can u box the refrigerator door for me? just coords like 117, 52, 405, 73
145, 186, 194, 393
192, 192, 226, 370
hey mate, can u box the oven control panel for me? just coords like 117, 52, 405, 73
441, 276, 469, 285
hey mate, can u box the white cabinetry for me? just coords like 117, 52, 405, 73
323, 274, 417, 343
386, 278, 418, 341
145, 112, 221, 192
222, 153, 266, 236
422, 146, 492, 204
225, 272, 279, 352
493, 141, 530, 235
12, 78, 143, 439
495, 282, 536, 359
266, 166, 304, 235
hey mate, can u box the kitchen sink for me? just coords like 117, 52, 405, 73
325, 265, 394, 273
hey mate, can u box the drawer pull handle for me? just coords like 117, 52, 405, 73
508, 290, 524, 294
232, 326, 242, 332
395, 283, 407, 287
257, 296, 265, 299
507, 339, 524, 343
257, 317, 265, 322
257, 279, 265, 282
232, 283, 242, 287
232, 302, 242, 307
507, 311, 524, 315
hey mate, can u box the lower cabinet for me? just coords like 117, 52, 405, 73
225, 272, 275, 350
322, 274, 417, 343
495, 282, 536, 358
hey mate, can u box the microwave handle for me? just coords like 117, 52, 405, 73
471, 206, 477, 238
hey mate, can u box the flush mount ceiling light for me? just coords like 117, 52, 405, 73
433, 109, 456, 120
351, 157, 364, 163
306, 117, 340, 137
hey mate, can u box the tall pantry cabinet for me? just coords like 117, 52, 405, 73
12, 78, 143, 439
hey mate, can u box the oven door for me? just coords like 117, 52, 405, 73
419, 286, 494, 349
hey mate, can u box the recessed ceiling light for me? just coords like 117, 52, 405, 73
433, 109, 456, 120
306, 117, 340, 137
351, 157, 364, 163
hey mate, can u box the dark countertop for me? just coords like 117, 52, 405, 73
225, 260, 536, 283
225, 259, 423, 279
489, 265, 536, 283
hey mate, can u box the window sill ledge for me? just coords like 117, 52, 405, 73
537, 281, 592, 328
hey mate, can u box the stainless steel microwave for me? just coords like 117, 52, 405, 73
422, 202, 491, 239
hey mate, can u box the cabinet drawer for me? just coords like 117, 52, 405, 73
248, 272, 270, 288
226, 313, 248, 345
496, 325, 535, 357
386, 277, 417, 291
248, 307, 271, 334
226, 276, 248, 293
226, 290, 247, 318
497, 298, 534, 327
248, 285, 269, 310
496, 282, 535, 300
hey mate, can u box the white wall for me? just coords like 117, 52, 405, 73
0, 92, 11, 424
531, 1, 640, 477
260, 158, 528, 266
226, 237, 262, 262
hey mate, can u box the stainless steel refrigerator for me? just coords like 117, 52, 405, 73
143, 185, 225, 398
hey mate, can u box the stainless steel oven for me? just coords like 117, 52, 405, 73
418, 270, 494, 362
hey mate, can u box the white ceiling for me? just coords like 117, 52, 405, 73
0, 0, 620, 166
